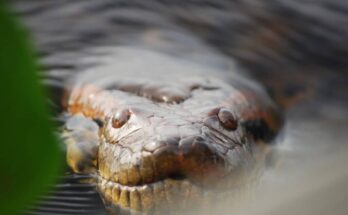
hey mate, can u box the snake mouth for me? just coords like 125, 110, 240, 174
98, 175, 209, 214
97, 174, 253, 215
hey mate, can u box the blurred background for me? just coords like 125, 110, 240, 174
2, 0, 348, 214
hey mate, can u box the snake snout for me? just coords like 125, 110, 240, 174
149, 135, 228, 187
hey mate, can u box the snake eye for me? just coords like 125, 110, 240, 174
112, 109, 131, 128
217, 108, 238, 131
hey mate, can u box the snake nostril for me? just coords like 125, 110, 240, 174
217, 108, 238, 131
112, 109, 131, 128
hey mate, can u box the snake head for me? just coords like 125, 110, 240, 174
62, 48, 284, 214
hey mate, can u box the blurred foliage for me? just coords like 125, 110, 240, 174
0, 2, 62, 215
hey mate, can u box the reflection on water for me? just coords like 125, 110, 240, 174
12, 0, 348, 214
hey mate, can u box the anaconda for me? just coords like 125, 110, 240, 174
62, 47, 283, 214
12, 0, 348, 215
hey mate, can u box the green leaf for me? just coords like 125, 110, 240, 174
0, 3, 62, 215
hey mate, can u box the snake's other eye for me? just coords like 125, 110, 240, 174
217, 108, 238, 131
112, 109, 131, 128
